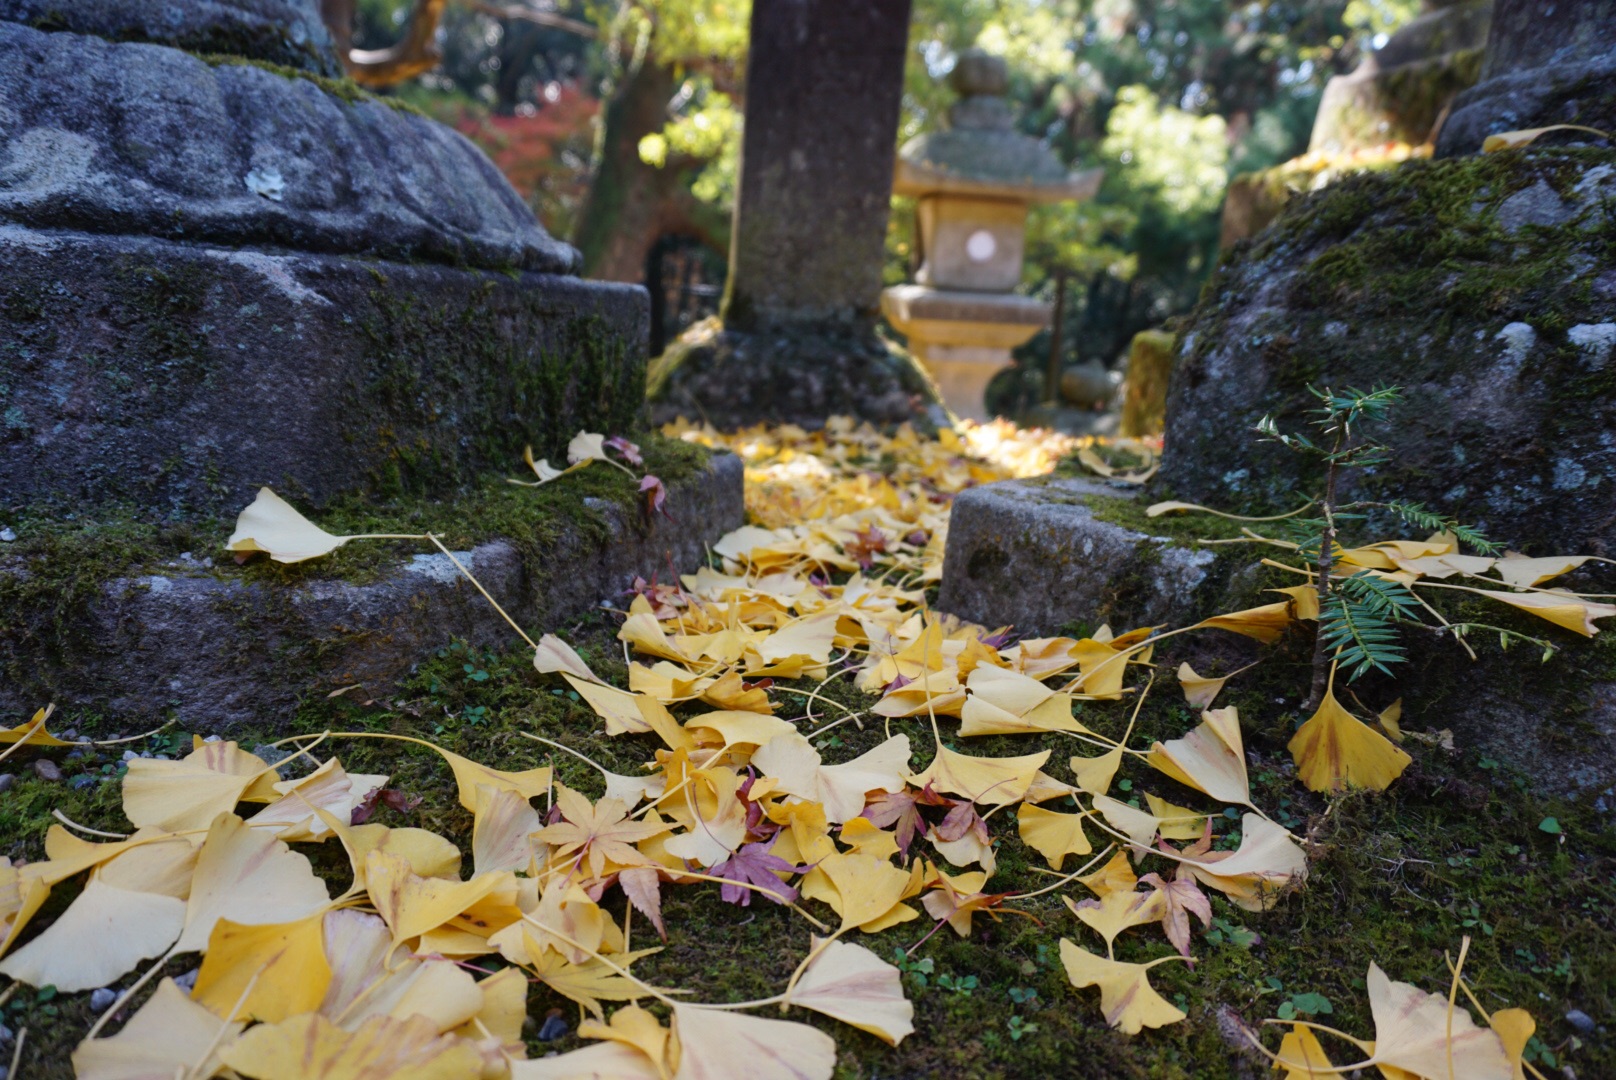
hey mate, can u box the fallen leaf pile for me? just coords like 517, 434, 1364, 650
3, 419, 1568, 1077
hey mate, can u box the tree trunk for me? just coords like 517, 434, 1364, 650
721, 0, 913, 332
570, 54, 727, 283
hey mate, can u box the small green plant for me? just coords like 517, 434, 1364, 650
936, 972, 978, 995
890, 948, 934, 990
1274, 990, 1333, 1020
1257, 385, 1552, 708
1006, 1014, 1039, 1041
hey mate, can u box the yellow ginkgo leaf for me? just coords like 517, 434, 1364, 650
218, 1012, 483, 1080
672, 1003, 837, 1080
806, 852, 919, 932
0, 858, 48, 961
248, 759, 387, 841
432, 745, 552, 813
1196, 600, 1295, 644
471, 785, 543, 876
753, 733, 909, 823
1289, 688, 1411, 793
71, 978, 243, 1080
1378, 698, 1404, 742
685, 709, 799, 748
1176, 814, 1308, 912
122, 739, 280, 833
788, 936, 915, 1046
178, 812, 330, 954
1080, 850, 1138, 898
907, 745, 1050, 806
0, 705, 73, 747
1490, 1007, 1535, 1080
1175, 663, 1228, 709
510, 444, 590, 487
366, 851, 511, 949
533, 632, 601, 680
1360, 962, 1512, 1079
576, 1004, 674, 1078
511, 1041, 662, 1078
454, 966, 529, 1062
0, 876, 183, 991
1063, 888, 1167, 950
1069, 746, 1124, 797
343, 957, 484, 1034
192, 914, 331, 1022
1493, 554, 1603, 589
839, 817, 901, 860
1092, 794, 1162, 850
699, 669, 775, 712
1147, 706, 1251, 807
226, 487, 421, 563
1273, 1022, 1336, 1078
1269, 585, 1320, 620
1469, 587, 1616, 637
567, 674, 658, 737
959, 665, 1086, 736
319, 908, 393, 1020
1059, 939, 1186, 1035
1016, 804, 1092, 870
1482, 124, 1612, 152
1144, 793, 1208, 841
527, 942, 662, 1018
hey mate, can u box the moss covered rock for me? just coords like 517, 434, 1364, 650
1161, 148, 1616, 556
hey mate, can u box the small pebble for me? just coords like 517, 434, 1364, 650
70, 775, 97, 790
33, 759, 61, 781
1566, 1008, 1596, 1034
173, 968, 199, 992
0, 774, 14, 794
122, 750, 138, 762
0, 1021, 13, 1046
537, 1010, 570, 1041
61, 728, 78, 740
0, 527, 15, 542
89, 988, 118, 1012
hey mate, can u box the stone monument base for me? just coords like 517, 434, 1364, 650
0, 227, 647, 516
1, 452, 743, 731
646, 317, 943, 431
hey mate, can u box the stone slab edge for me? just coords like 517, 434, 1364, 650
936, 476, 1218, 634
0, 453, 743, 731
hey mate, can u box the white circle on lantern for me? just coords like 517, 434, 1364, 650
965, 229, 997, 263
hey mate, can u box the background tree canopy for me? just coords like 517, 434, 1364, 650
348, 0, 1422, 392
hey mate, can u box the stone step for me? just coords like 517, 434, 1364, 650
936, 476, 1220, 634
1, 453, 743, 731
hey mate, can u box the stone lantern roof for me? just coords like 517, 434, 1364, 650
894, 48, 1102, 203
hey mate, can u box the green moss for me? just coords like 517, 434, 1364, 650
0, 434, 714, 689
350, 290, 645, 497
198, 54, 426, 116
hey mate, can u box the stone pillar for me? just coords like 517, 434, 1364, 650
1436, 0, 1616, 154
723, 0, 911, 331
0, 0, 647, 512
646, 0, 942, 431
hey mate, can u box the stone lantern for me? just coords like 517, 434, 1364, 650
882, 48, 1101, 421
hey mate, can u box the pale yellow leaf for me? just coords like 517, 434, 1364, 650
788, 936, 914, 1046
1059, 939, 1186, 1034
672, 1003, 837, 1080
218, 1012, 483, 1080
71, 978, 243, 1080
0, 876, 183, 991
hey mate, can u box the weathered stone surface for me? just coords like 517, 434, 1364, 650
1436, 0, 1616, 156
936, 478, 1616, 800
0, 22, 577, 274
0, 0, 340, 74
1160, 149, 1616, 556
936, 477, 1218, 633
647, 317, 942, 431
0, 226, 646, 514
0, 453, 744, 731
